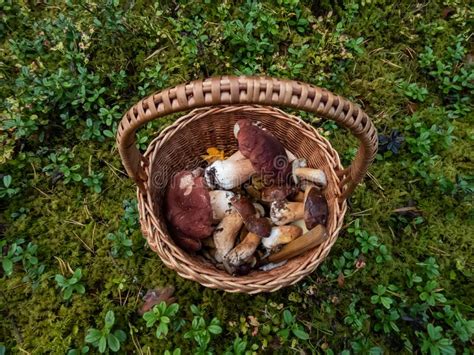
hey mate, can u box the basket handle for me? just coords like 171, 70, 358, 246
117, 76, 377, 200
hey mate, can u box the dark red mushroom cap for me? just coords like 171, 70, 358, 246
304, 186, 328, 229
261, 184, 299, 202
166, 170, 214, 242
230, 195, 271, 238
235, 119, 289, 184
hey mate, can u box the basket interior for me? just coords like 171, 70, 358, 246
144, 106, 343, 281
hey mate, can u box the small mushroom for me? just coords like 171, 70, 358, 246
213, 212, 244, 262
231, 196, 271, 238
234, 119, 290, 184
304, 185, 328, 229
268, 225, 328, 263
209, 190, 235, 222
166, 170, 214, 242
225, 232, 261, 267
262, 225, 303, 251
270, 200, 304, 226
292, 162, 327, 188
205, 158, 256, 190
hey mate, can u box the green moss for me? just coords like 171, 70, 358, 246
1, 0, 473, 353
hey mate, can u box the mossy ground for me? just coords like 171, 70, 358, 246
0, 1, 473, 354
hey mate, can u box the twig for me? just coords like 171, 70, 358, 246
72, 231, 95, 254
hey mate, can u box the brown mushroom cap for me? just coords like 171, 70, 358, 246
166, 170, 214, 241
230, 195, 271, 238
304, 186, 328, 229
261, 184, 299, 202
235, 119, 289, 184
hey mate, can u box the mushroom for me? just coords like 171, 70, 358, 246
234, 119, 290, 184
270, 200, 304, 226
209, 190, 235, 222
292, 160, 327, 188
262, 225, 303, 251
225, 232, 261, 267
267, 225, 328, 263
231, 196, 271, 238
261, 184, 299, 202
304, 185, 328, 229
166, 170, 214, 242
213, 212, 244, 262
205, 158, 256, 190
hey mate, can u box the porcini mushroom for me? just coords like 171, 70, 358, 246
270, 200, 304, 226
304, 185, 328, 229
166, 170, 214, 242
292, 163, 327, 188
205, 158, 256, 190
234, 119, 290, 184
225, 232, 261, 267
213, 212, 244, 262
231, 196, 271, 238
262, 225, 303, 251
267, 225, 328, 263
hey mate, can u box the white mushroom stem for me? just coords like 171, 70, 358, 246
213, 212, 244, 263
294, 167, 327, 188
262, 225, 303, 250
225, 232, 261, 266
285, 149, 297, 162
253, 203, 265, 218
205, 159, 256, 190
209, 190, 235, 222
227, 150, 246, 161
270, 201, 304, 226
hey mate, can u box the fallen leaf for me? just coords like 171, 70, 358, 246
139, 286, 176, 315
201, 147, 225, 163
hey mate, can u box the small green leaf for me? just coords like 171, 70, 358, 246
85, 328, 102, 343
208, 324, 222, 335
107, 333, 120, 352
63, 287, 73, 300
114, 329, 126, 342
3, 175, 12, 188
292, 328, 310, 340
2, 258, 13, 275
283, 310, 293, 325
105, 310, 115, 328
98, 336, 107, 353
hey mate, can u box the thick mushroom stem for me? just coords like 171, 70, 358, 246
262, 225, 303, 251
209, 190, 235, 222
304, 185, 329, 229
204, 159, 256, 190
270, 200, 304, 226
227, 150, 246, 161
225, 232, 261, 266
213, 212, 244, 262
294, 167, 327, 188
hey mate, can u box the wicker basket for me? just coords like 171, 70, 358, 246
117, 76, 377, 294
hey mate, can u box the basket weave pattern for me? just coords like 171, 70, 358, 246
117, 76, 377, 293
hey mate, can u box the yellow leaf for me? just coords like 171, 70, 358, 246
201, 147, 225, 163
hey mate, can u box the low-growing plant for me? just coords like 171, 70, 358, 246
277, 309, 309, 342
85, 310, 126, 353
0, 175, 20, 198
184, 305, 222, 354
143, 301, 180, 339
55, 268, 85, 300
